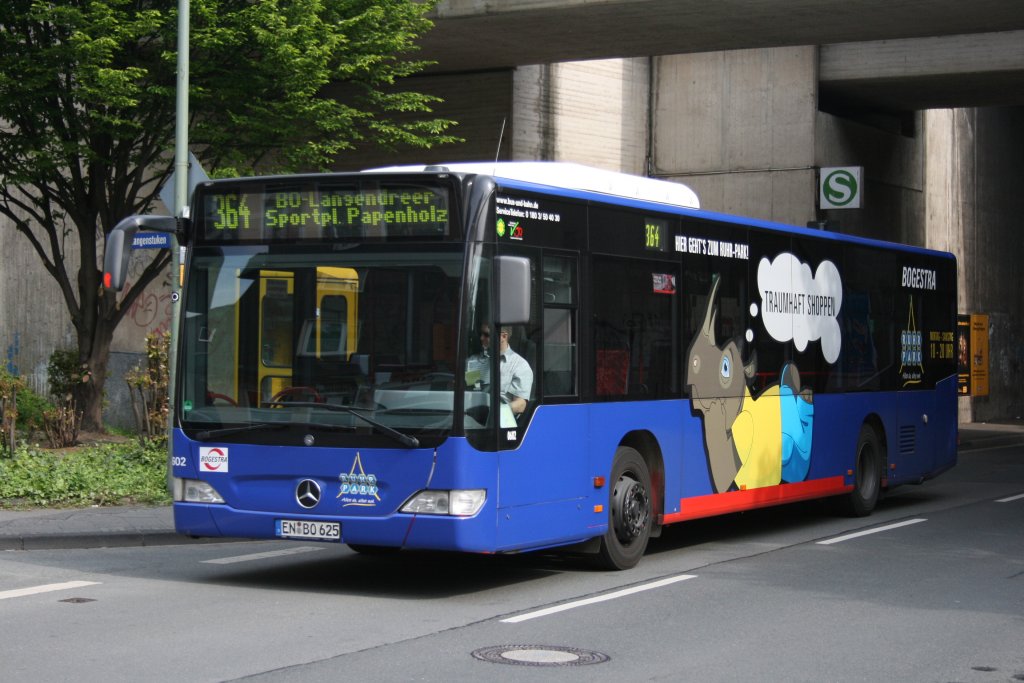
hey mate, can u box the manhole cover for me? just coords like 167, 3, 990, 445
471, 645, 609, 667
59, 597, 96, 604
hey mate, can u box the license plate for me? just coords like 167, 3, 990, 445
276, 519, 341, 541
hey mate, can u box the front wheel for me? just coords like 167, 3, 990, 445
596, 447, 653, 570
839, 424, 883, 517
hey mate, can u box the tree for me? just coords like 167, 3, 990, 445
0, 0, 456, 431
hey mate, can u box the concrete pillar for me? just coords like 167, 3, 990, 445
927, 107, 1024, 422
651, 46, 818, 224
512, 58, 649, 173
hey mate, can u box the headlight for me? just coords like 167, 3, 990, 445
173, 477, 225, 504
401, 489, 486, 517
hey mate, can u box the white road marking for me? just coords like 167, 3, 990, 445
501, 574, 697, 624
0, 580, 101, 601
817, 518, 927, 545
996, 492, 1024, 503
202, 546, 325, 565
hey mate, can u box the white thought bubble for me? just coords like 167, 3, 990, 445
756, 253, 843, 364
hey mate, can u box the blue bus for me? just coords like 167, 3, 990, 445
104, 162, 958, 569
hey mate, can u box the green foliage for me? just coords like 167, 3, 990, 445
0, 368, 25, 454
0, 0, 457, 431
47, 348, 87, 400
45, 348, 84, 448
0, 370, 56, 453
14, 383, 52, 433
0, 440, 170, 508
0, 0, 457, 184
190, 0, 460, 172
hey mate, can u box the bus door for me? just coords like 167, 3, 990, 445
491, 247, 589, 521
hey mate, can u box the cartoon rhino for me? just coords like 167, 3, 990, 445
685, 274, 815, 493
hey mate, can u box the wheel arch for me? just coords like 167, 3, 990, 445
618, 430, 665, 527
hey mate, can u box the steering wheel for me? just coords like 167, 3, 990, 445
206, 391, 238, 406
270, 386, 323, 404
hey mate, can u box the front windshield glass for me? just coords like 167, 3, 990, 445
179, 244, 464, 447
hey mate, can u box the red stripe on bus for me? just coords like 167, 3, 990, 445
662, 477, 851, 524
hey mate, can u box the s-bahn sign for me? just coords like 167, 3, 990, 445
819, 166, 862, 209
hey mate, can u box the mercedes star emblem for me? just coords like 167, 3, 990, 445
296, 479, 321, 509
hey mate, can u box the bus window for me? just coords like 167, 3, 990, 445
542, 255, 577, 397
592, 256, 680, 400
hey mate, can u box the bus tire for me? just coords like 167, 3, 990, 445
839, 424, 883, 517
596, 447, 653, 570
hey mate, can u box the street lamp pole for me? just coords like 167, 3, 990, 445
168, 0, 189, 449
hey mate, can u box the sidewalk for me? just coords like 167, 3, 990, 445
2, 421, 1022, 551
958, 419, 1024, 450
0, 504, 180, 551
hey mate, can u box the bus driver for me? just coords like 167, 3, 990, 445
468, 324, 533, 415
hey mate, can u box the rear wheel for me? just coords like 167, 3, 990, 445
839, 424, 883, 517
596, 447, 653, 570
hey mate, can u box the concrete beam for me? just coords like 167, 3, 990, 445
421, 1, 1024, 72
821, 31, 1024, 109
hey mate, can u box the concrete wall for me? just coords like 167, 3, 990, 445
0, 207, 170, 431
0, 215, 78, 396
533, 49, 1022, 421
815, 111, 926, 245
973, 108, 1024, 421
925, 108, 1024, 421
651, 47, 818, 225
512, 58, 649, 173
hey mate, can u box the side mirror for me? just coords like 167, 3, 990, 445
103, 215, 178, 291
495, 255, 531, 325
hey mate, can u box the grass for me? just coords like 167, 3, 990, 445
0, 439, 171, 508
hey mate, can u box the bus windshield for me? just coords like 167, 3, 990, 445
178, 244, 465, 447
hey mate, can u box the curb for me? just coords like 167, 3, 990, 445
0, 531, 230, 551
959, 434, 1024, 451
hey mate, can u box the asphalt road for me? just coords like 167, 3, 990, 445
2, 441, 1022, 683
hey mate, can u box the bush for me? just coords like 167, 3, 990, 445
47, 348, 87, 398
0, 368, 23, 454
43, 396, 83, 449
0, 370, 60, 453
45, 348, 86, 448
126, 332, 171, 444
0, 440, 170, 508
15, 384, 52, 433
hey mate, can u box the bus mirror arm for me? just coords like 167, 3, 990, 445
103, 215, 180, 291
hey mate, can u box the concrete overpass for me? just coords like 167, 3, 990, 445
419, 1, 1024, 111
388, 0, 1024, 422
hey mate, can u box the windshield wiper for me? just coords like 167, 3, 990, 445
265, 401, 420, 449
194, 422, 287, 442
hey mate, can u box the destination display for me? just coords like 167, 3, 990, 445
197, 181, 450, 242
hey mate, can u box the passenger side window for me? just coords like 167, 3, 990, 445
592, 257, 680, 400
542, 255, 577, 397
